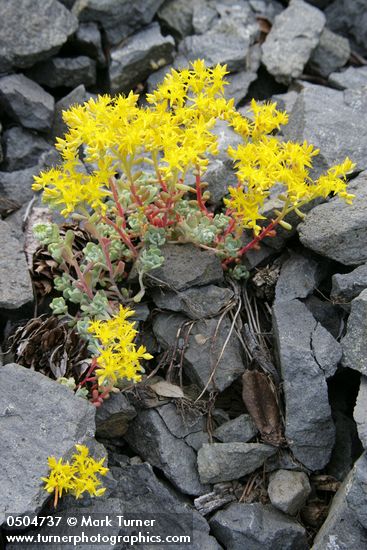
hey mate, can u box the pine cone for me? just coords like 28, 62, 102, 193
8, 315, 89, 380
32, 223, 92, 297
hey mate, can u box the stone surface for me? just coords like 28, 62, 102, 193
192, 0, 217, 34
178, 11, 259, 72
329, 66, 367, 90
299, 172, 367, 265
0, 0, 78, 72
0, 221, 33, 311
354, 376, 367, 449
2, 126, 51, 171
273, 299, 336, 470
9, 461, 220, 550
73, 0, 165, 47
213, 414, 257, 443
325, 0, 367, 56
305, 295, 342, 339
210, 502, 308, 550
153, 313, 245, 392
327, 410, 360, 481
148, 244, 224, 291
197, 442, 276, 484
0, 363, 95, 527
28, 56, 97, 89
95, 392, 136, 439
110, 23, 175, 93
331, 264, 367, 305
313, 453, 367, 549
124, 407, 207, 495
283, 84, 367, 176
225, 69, 258, 106
0, 75, 54, 133
74, 22, 106, 66
158, 0, 195, 39
203, 159, 238, 207
0, 165, 40, 206
309, 27, 350, 78
262, 0, 325, 84
275, 251, 323, 303
151, 284, 234, 319
342, 289, 367, 376
267, 469, 311, 515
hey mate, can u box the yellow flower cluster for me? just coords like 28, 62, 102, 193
88, 306, 152, 386
42, 444, 108, 507
32, 59, 355, 234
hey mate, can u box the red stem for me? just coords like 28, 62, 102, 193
109, 178, 126, 228
102, 216, 138, 257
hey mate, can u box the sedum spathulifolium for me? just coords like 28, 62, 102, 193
32, 60, 355, 400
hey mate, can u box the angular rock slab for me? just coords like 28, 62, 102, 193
299, 172, 367, 265
275, 251, 324, 303
284, 85, 367, 177
0, 74, 54, 133
124, 408, 207, 496
331, 263, 367, 305
197, 442, 276, 484
313, 453, 367, 549
0, 221, 33, 311
262, 0, 325, 84
0, 0, 78, 72
329, 66, 367, 90
308, 27, 350, 78
110, 23, 174, 93
153, 313, 245, 392
342, 289, 367, 375
73, 0, 165, 47
354, 376, 367, 449
210, 502, 308, 550
2, 126, 51, 172
213, 413, 257, 443
273, 299, 337, 470
0, 364, 96, 527
268, 469, 311, 515
27, 56, 97, 89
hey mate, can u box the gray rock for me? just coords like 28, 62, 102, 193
275, 251, 324, 303
210, 502, 308, 550
211, 119, 243, 163
28, 56, 97, 89
273, 299, 336, 470
178, 12, 259, 72
329, 66, 367, 90
313, 453, 367, 549
305, 295, 342, 339
327, 410, 360, 481
0, 75, 54, 133
272, 90, 299, 119
0, 0, 78, 72
0, 363, 96, 527
52, 85, 93, 140
2, 126, 51, 171
110, 23, 175, 94
331, 264, 367, 305
153, 312, 245, 392
148, 243, 223, 291
0, 221, 33, 311
299, 172, 367, 264
262, 0, 325, 84
0, 123, 2, 164
156, 402, 205, 439
204, 159, 238, 207
225, 69, 258, 106
311, 321, 342, 378
192, 0, 218, 34
249, 0, 284, 23
213, 414, 257, 443
158, 0, 195, 39
354, 376, 367, 449
95, 392, 136, 439
197, 442, 276, 483
0, 164, 40, 206
124, 408, 207, 495
151, 284, 234, 319
325, 0, 367, 56
308, 27, 350, 78
73, 0, 165, 47
284, 83, 367, 176
74, 22, 106, 66
268, 469, 311, 515
341, 289, 367, 375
